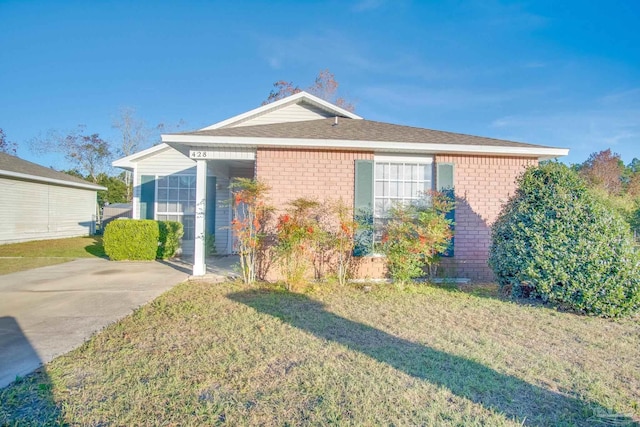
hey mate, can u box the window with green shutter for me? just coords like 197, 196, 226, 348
354, 157, 452, 256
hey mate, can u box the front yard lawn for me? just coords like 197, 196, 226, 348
1, 281, 639, 426
0, 236, 105, 275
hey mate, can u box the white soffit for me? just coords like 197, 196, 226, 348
375, 154, 434, 163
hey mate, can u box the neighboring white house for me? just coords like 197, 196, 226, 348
0, 152, 106, 245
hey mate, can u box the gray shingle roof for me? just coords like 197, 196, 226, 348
177, 117, 552, 149
0, 152, 104, 190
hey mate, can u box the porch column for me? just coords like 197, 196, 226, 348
193, 159, 207, 276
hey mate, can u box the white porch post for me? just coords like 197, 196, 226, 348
193, 159, 207, 276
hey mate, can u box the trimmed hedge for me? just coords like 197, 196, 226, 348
157, 221, 184, 259
104, 219, 184, 261
103, 219, 160, 261
489, 162, 640, 317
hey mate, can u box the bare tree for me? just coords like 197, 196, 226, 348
112, 107, 151, 158
112, 107, 153, 200
155, 118, 187, 136
263, 81, 302, 105
0, 128, 17, 155
30, 126, 112, 183
263, 69, 355, 112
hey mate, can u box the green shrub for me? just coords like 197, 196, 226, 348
489, 162, 640, 317
381, 191, 454, 284
157, 221, 184, 259
103, 219, 159, 261
205, 233, 217, 256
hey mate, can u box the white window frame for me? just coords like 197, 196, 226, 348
155, 174, 197, 240
373, 154, 434, 217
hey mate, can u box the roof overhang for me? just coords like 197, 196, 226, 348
162, 134, 569, 159
0, 170, 107, 191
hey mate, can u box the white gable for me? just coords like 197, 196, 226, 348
228, 101, 334, 128
200, 91, 362, 130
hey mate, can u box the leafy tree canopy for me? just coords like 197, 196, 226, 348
30, 126, 112, 183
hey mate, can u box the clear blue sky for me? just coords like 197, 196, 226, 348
1, 0, 638, 170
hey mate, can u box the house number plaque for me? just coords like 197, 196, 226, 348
189, 151, 211, 159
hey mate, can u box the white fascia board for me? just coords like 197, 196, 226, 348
112, 143, 170, 169
200, 91, 362, 130
0, 170, 107, 191
162, 134, 569, 158
375, 154, 433, 163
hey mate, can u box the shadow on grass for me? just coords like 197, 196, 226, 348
84, 236, 106, 258
0, 317, 60, 425
430, 281, 507, 300
433, 282, 558, 313
229, 289, 631, 426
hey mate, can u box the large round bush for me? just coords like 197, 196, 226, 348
489, 162, 640, 317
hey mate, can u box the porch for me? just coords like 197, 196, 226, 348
188, 154, 254, 276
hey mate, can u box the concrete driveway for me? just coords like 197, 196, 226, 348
0, 258, 191, 388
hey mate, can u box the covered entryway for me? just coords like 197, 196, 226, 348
113, 143, 254, 276
181, 148, 255, 276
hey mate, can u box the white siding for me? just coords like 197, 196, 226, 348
0, 177, 96, 244
230, 102, 332, 127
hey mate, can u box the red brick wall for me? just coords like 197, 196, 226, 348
255, 148, 537, 282
436, 155, 538, 281
255, 148, 374, 207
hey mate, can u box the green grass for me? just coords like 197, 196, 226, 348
0, 236, 105, 275
1, 281, 639, 426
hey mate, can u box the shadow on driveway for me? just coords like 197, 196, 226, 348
0, 316, 60, 425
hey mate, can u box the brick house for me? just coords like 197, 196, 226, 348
113, 91, 568, 280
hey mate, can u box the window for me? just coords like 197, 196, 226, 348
374, 161, 433, 217
156, 175, 196, 240
373, 157, 433, 237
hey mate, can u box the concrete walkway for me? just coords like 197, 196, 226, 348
0, 258, 193, 388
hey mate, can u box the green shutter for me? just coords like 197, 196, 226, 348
436, 163, 455, 256
354, 160, 374, 256
140, 175, 155, 220
206, 176, 216, 235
